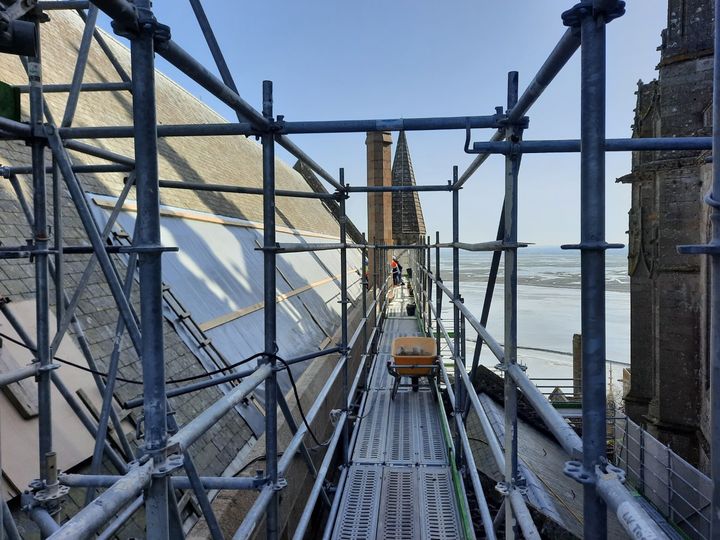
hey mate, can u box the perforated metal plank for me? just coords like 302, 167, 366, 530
353, 390, 391, 463
367, 353, 383, 388
414, 390, 447, 464
384, 389, 446, 466
379, 317, 420, 353
331, 465, 383, 540
369, 353, 393, 390
387, 391, 415, 464
386, 303, 403, 317
377, 467, 419, 540
379, 325, 395, 353
385, 294, 412, 318
337, 295, 466, 540
419, 468, 462, 540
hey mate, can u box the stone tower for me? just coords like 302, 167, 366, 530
620, 0, 714, 467
391, 131, 426, 246
366, 131, 393, 287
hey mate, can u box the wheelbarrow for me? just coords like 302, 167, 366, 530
387, 336, 439, 400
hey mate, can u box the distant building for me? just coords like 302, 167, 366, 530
620, 0, 714, 468
391, 131, 426, 247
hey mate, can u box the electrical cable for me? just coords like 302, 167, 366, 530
274, 355, 330, 448
236, 452, 283, 474
0, 330, 264, 385
0, 330, 327, 449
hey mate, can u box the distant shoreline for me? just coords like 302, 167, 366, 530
522, 245, 629, 255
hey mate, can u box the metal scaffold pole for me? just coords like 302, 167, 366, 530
340, 168, 350, 466
83, 254, 137, 505
467, 203, 504, 390
361, 233, 368, 353
426, 235, 432, 336
28, 17, 53, 495
712, 2, 720, 533
455, 29, 580, 190
52, 158, 65, 329
1, 410, 2, 539
451, 166, 464, 467
578, 4, 610, 538
261, 79, 280, 540
372, 238, 378, 310
0, 0, 705, 537
130, 1, 169, 537
503, 69, 521, 540
435, 230, 442, 358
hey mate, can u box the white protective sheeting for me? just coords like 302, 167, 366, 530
89, 195, 362, 426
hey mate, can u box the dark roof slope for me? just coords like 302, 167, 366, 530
0, 9, 354, 505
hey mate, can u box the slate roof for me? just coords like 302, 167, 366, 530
0, 8, 354, 531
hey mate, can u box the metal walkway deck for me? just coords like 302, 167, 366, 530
330, 290, 466, 540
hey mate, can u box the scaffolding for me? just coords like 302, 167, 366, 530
0, 0, 716, 539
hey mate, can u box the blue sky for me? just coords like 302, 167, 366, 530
101, 1, 667, 246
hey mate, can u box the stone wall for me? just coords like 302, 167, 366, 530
366, 131, 393, 287
621, 0, 714, 467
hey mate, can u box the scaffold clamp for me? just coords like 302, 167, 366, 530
272, 477, 288, 492
495, 481, 510, 496
563, 460, 595, 485
598, 457, 626, 483
561, 1, 626, 27
152, 453, 184, 478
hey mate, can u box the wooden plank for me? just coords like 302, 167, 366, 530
199, 273, 346, 331
92, 197, 341, 241
1, 300, 102, 499
0, 346, 38, 419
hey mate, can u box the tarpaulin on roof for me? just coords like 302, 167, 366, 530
0, 300, 132, 499
89, 195, 363, 431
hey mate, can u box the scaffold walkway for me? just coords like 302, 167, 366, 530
1, 1, 715, 538
328, 287, 470, 540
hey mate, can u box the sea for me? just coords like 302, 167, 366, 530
433, 247, 630, 396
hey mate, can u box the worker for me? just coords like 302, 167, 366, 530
363, 256, 369, 290
391, 256, 403, 286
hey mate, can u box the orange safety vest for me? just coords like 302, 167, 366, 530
391, 260, 398, 270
